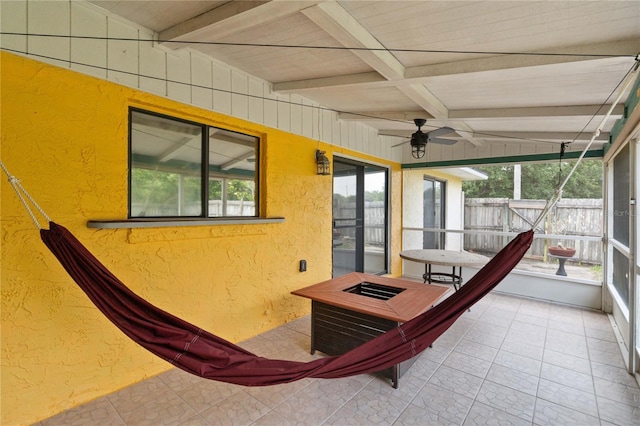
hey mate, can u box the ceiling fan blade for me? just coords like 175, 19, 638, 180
427, 126, 455, 137
392, 139, 410, 148
429, 137, 457, 146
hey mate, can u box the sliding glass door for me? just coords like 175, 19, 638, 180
423, 177, 445, 249
606, 141, 637, 375
332, 158, 388, 277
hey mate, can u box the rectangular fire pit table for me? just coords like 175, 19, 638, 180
291, 272, 450, 388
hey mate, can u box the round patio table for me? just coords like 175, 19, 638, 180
400, 249, 489, 291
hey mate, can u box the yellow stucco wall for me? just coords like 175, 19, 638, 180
0, 52, 402, 425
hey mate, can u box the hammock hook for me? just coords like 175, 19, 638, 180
1, 161, 51, 229
557, 142, 568, 187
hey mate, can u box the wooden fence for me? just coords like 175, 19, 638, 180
131, 200, 255, 217
340, 198, 603, 264
334, 201, 385, 246
464, 198, 603, 264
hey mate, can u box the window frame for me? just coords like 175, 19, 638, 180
331, 156, 390, 277
127, 107, 260, 220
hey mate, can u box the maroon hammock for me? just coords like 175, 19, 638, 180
41, 222, 533, 386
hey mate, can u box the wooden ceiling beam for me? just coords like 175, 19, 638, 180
301, 1, 449, 120
301, 1, 405, 81
405, 38, 639, 80
379, 130, 610, 143
338, 105, 624, 121
274, 37, 639, 93
158, 1, 311, 47
449, 105, 625, 119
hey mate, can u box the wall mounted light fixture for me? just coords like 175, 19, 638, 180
315, 149, 330, 175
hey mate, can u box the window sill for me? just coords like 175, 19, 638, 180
87, 217, 285, 229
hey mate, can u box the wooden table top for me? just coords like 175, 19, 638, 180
400, 249, 489, 267
291, 272, 450, 323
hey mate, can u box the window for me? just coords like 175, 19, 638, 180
129, 109, 258, 218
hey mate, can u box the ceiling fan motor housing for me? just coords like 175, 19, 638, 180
411, 118, 429, 149
410, 130, 428, 158
411, 130, 428, 146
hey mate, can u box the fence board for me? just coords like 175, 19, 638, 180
464, 198, 602, 264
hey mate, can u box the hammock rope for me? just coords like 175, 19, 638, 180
532, 58, 640, 230
1, 161, 51, 229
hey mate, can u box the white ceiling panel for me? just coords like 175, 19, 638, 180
465, 116, 617, 132
91, 1, 224, 32
298, 86, 422, 113
191, 12, 370, 83
424, 57, 636, 110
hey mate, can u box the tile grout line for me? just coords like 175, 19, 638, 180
582, 309, 605, 423
105, 396, 128, 426
473, 296, 534, 424
531, 303, 550, 426
420, 297, 492, 425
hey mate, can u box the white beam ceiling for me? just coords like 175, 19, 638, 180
338, 105, 625, 121
272, 38, 639, 93
159, 1, 313, 47
301, 1, 479, 144
88, 0, 640, 160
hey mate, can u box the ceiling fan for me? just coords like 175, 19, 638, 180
392, 119, 456, 159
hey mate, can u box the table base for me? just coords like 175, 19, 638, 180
423, 264, 463, 291
310, 301, 418, 388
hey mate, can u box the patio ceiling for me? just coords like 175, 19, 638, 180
90, 1, 640, 162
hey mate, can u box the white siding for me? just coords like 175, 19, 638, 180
248, 77, 265, 124
211, 60, 231, 114
70, 2, 107, 79
1, 1, 27, 52
28, 1, 70, 69
191, 53, 213, 110
277, 93, 291, 132
263, 87, 278, 129
106, 19, 138, 87
301, 97, 314, 139
166, 50, 191, 103
231, 70, 248, 119
290, 95, 303, 136
139, 40, 166, 96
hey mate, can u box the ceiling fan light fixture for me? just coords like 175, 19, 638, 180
411, 140, 426, 159
410, 118, 428, 159
410, 132, 427, 159
396, 118, 453, 159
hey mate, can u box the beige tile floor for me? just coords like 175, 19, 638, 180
36, 291, 640, 426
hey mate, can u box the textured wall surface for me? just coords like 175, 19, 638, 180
402, 168, 464, 251
0, 52, 403, 425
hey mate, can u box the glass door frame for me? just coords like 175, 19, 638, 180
423, 176, 446, 249
605, 139, 638, 377
331, 156, 389, 277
